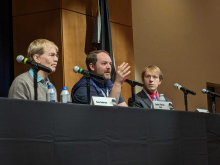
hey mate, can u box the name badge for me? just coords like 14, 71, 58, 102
90, 96, 117, 106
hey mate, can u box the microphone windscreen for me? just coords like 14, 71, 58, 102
16, 55, 24, 63
174, 83, 179, 89
202, 89, 207, 93
73, 66, 79, 73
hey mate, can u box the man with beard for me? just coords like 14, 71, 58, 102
71, 50, 130, 107
8, 39, 59, 101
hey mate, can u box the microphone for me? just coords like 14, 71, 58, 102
202, 89, 220, 98
124, 77, 144, 87
73, 66, 105, 80
174, 83, 196, 95
16, 55, 52, 73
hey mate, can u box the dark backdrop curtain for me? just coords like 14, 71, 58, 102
0, 0, 14, 97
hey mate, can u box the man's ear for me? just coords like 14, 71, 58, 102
89, 63, 95, 71
159, 80, 162, 85
33, 54, 40, 63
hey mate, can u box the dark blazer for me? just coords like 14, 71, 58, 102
128, 89, 171, 108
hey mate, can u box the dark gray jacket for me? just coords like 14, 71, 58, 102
128, 89, 171, 108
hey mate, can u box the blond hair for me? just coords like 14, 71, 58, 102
141, 65, 163, 80
27, 39, 58, 61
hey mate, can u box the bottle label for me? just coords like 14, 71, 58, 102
60, 94, 70, 103
47, 91, 56, 102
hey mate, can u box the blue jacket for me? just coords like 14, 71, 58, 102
71, 76, 114, 103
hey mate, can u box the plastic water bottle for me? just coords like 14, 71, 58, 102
47, 85, 56, 102
158, 94, 166, 101
60, 87, 70, 103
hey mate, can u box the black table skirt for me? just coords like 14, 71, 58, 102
0, 98, 219, 165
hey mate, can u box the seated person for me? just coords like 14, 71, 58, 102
128, 65, 171, 108
8, 39, 59, 101
71, 50, 130, 107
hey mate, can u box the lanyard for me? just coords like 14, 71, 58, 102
100, 88, 109, 97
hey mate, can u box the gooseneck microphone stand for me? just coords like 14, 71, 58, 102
125, 78, 144, 107
31, 64, 52, 101
174, 83, 196, 111
131, 83, 136, 107
84, 73, 91, 104
183, 91, 189, 112
211, 96, 216, 113
182, 89, 197, 111
32, 66, 40, 101
128, 82, 139, 107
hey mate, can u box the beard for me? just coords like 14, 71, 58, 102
93, 65, 111, 80
103, 72, 111, 79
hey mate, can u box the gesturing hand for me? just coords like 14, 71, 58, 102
115, 62, 131, 84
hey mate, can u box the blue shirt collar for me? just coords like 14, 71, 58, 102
29, 68, 50, 86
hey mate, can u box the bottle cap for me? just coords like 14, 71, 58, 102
62, 86, 68, 90
48, 85, 54, 89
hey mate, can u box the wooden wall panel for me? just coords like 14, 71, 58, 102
13, 9, 63, 97
62, 10, 96, 95
62, 0, 132, 26
12, 0, 61, 16
13, 0, 132, 25
111, 23, 134, 103
62, 0, 98, 17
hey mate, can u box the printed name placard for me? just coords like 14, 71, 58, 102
195, 109, 209, 113
90, 96, 117, 106
152, 101, 174, 110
